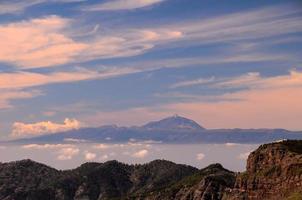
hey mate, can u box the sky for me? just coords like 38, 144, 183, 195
0, 0, 302, 139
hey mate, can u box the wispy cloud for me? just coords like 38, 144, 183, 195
171, 70, 302, 90
0, 0, 85, 14
0, 15, 182, 68
0, 5, 300, 69
170, 77, 215, 89
169, 5, 302, 45
82, 70, 302, 130
215, 70, 302, 89
0, 90, 42, 109
0, 67, 141, 109
0, 68, 140, 90
0, 0, 41, 14
82, 0, 165, 11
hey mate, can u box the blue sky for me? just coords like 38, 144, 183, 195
0, 0, 302, 139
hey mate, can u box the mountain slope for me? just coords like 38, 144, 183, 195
0, 159, 198, 200
136, 163, 236, 200
142, 115, 205, 131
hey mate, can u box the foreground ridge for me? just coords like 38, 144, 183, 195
0, 140, 301, 200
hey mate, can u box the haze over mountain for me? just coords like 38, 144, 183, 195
8, 115, 302, 144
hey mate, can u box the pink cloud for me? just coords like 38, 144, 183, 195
0, 90, 42, 109
132, 149, 149, 158
11, 118, 81, 138
0, 15, 182, 69
0, 15, 87, 68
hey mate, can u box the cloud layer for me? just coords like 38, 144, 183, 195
12, 118, 80, 138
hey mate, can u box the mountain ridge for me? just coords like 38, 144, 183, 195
0, 140, 301, 199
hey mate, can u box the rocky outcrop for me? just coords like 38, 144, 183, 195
225, 140, 302, 200
131, 163, 236, 200
167, 163, 235, 200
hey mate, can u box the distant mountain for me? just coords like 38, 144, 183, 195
1, 140, 301, 200
7, 115, 302, 144
142, 115, 205, 131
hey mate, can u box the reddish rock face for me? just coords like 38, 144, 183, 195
226, 140, 302, 200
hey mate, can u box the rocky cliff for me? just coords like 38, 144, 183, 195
225, 140, 302, 200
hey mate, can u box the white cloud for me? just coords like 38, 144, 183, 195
57, 147, 80, 160
100, 154, 109, 160
21, 143, 80, 161
63, 138, 88, 143
22, 143, 75, 149
93, 144, 110, 149
225, 143, 239, 147
196, 153, 205, 161
11, 118, 80, 138
83, 0, 164, 11
84, 151, 97, 160
132, 149, 148, 158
